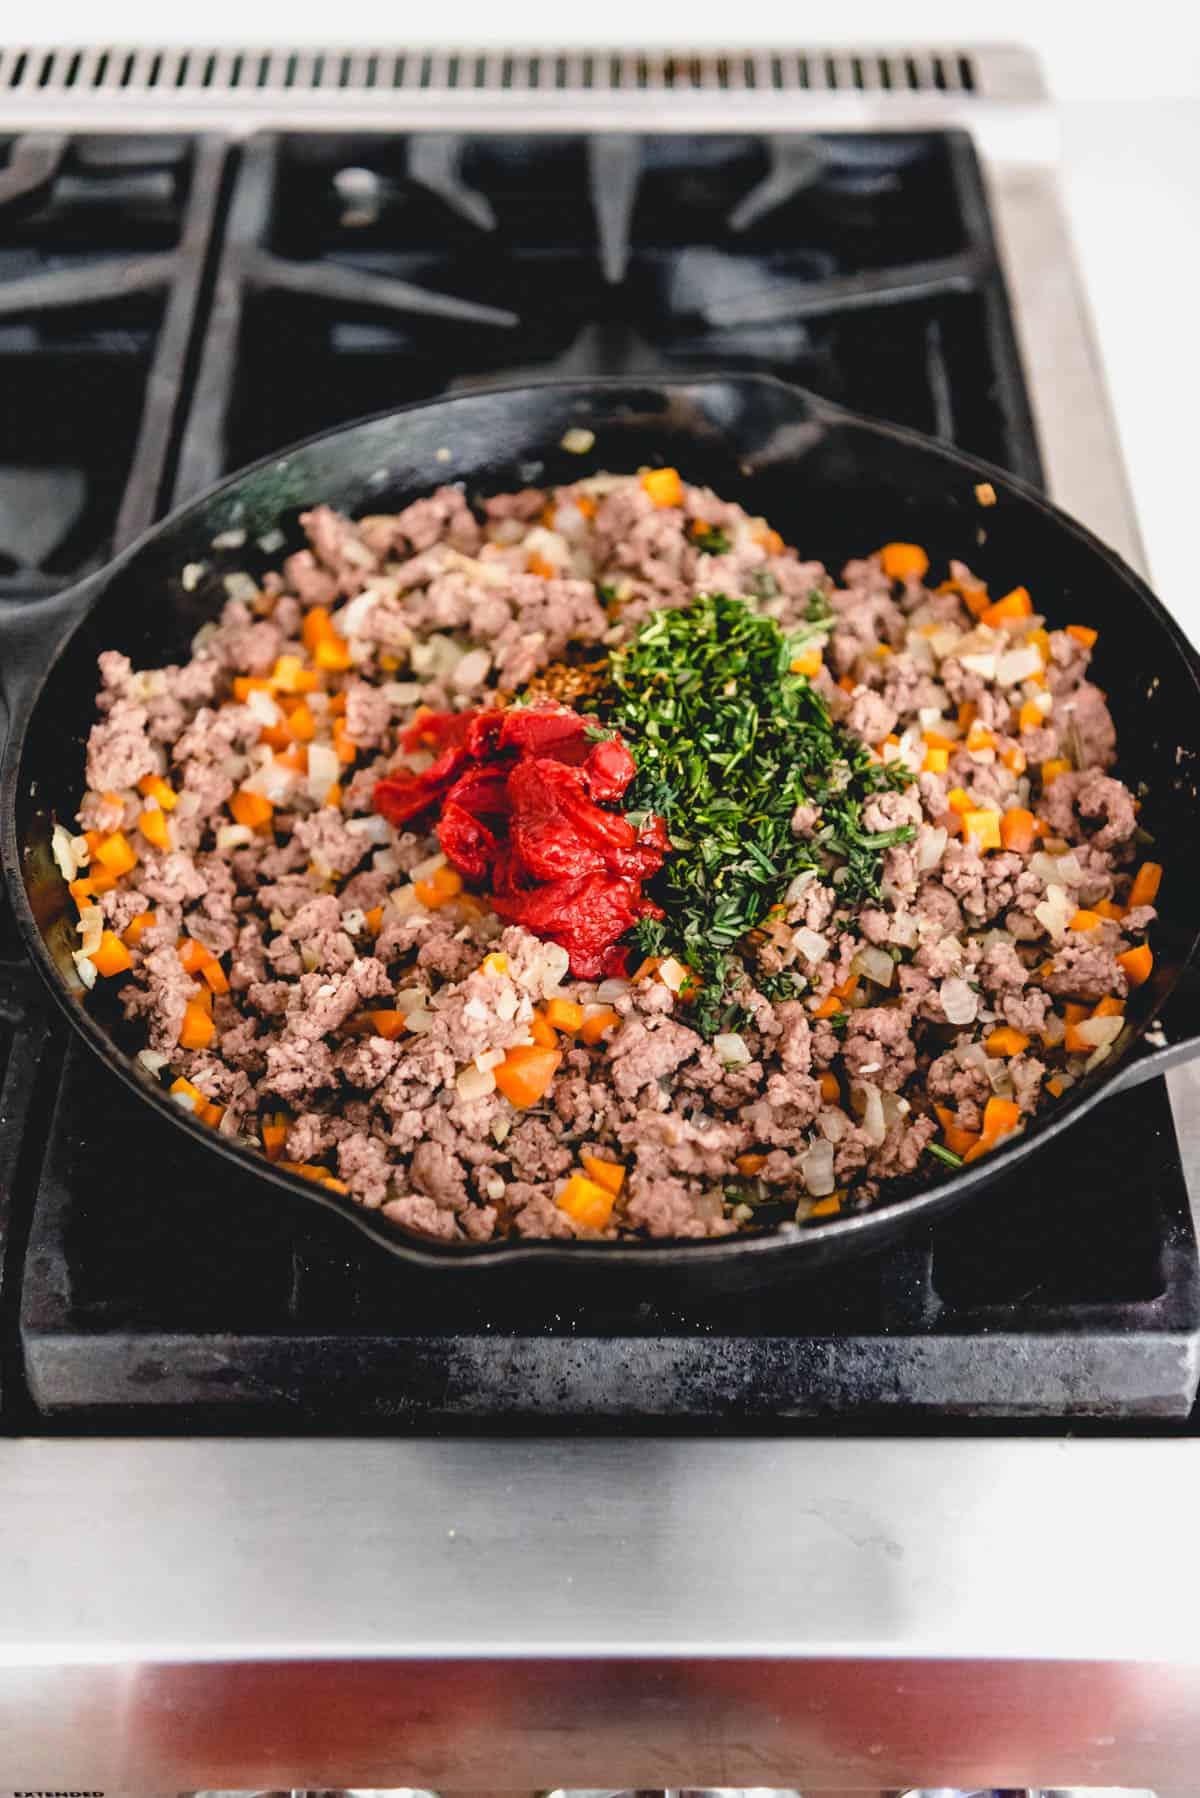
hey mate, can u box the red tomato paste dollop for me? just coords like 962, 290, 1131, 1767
373, 703, 668, 977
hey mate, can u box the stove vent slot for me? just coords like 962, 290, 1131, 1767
0, 43, 993, 98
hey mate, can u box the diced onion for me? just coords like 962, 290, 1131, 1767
216, 822, 254, 852
306, 742, 340, 802
940, 976, 979, 1026
390, 885, 428, 920
597, 977, 632, 1002
960, 651, 998, 679
51, 823, 81, 880
491, 1116, 512, 1145
456, 1064, 497, 1101
917, 824, 949, 872
1072, 1014, 1124, 1050
339, 588, 380, 638
405, 1008, 434, 1034
818, 1107, 849, 1142
658, 957, 690, 993
713, 1032, 751, 1068
410, 850, 447, 882
245, 687, 282, 726
785, 868, 818, 904
341, 908, 366, 935
372, 848, 400, 874
76, 904, 103, 955
181, 562, 206, 592
791, 926, 828, 965
853, 945, 895, 988
890, 910, 919, 948
1034, 882, 1074, 943
393, 987, 430, 1014
801, 1137, 836, 1197
410, 634, 464, 678
561, 427, 595, 454
996, 644, 1043, 685
72, 950, 97, 988
475, 1047, 507, 1072
451, 647, 492, 692
137, 1048, 169, 1074
857, 1082, 887, 1146
345, 814, 392, 843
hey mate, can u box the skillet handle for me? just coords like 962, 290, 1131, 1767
1101, 953, 1200, 1097
0, 575, 103, 765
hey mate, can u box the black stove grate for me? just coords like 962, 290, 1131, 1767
1, 124, 1197, 1430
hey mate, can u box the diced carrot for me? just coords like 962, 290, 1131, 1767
122, 909, 157, 947
138, 806, 171, 851
480, 952, 509, 976
641, 467, 683, 508
1028, 626, 1051, 663
922, 730, 956, 751
1041, 758, 1072, 786
323, 1176, 350, 1195
1069, 909, 1101, 933
837, 674, 856, 694
1018, 698, 1044, 733
966, 722, 996, 752
332, 716, 357, 764
1128, 862, 1163, 909
1118, 944, 1153, 987
734, 1153, 768, 1177
229, 790, 274, 831
945, 1124, 982, 1158
575, 495, 597, 519
169, 1077, 204, 1108
494, 1044, 562, 1107
1064, 1002, 1090, 1024
956, 701, 977, 732
810, 993, 842, 1019
544, 998, 584, 1033
431, 864, 463, 899
91, 930, 132, 977
923, 746, 950, 775
529, 1012, 559, 1048
301, 606, 334, 653
962, 808, 1002, 853
1046, 1076, 1067, 1098
629, 956, 662, 985
262, 1119, 288, 1160
809, 1195, 842, 1217
579, 1007, 622, 1046
980, 585, 1032, 627
556, 1173, 615, 1231
365, 1011, 408, 1040
1066, 623, 1098, 648
315, 634, 352, 672
962, 587, 990, 619
933, 1104, 956, 1131
1095, 900, 1126, 921
198, 1100, 225, 1129
946, 787, 973, 815
962, 1136, 994, 1163
879, 542, 929, 580
273, 745, 308, 772
1093, 995, 1125, 1018
1000, 743, 1027, 774
232, 676, 273, 701
790, 647, 823, 678
819, 1071, 841, 1103
179, 997, 215, 1050
1000, 807, 1037, 854
271, 654, 319, 694
287, 701, 315, 742
527, 553, 558, 580
581, 1154, 626, 1195
280, 1160, 334, 1184
364, 906, 384, 936
137, 774, 177, 811
754, 526, 785, 555
258, 722, 293, 753
982, 1096, 1021, 1138
325, 783, 342, 809
987, 1026, 1031, 1057
414, 879, 448, 910
1064, 1020, 1093, 1054
92, 830, 138, 876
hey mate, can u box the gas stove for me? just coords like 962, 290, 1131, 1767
2, 41, 1200, 1793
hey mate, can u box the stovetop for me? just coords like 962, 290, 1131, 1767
1, 123, 1196, 1432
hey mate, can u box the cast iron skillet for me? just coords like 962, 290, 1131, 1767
2, 375, 1199, 1296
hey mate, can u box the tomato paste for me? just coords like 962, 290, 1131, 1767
374, 703, 667, 977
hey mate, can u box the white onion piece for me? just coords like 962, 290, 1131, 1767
393, 987, 431, 1014
928, 627, 962, 660
853, 945, 895, 988
72, 950, 97, 988
1056, 852, 1083, 884
76, 905, 103, 955
940, 976, 979, 1026
597, 977, 632, 1002
491, 1116, 512, 1145
475, 1047, 507, 1072
390, 885, 428, 920
306, 742, 340, 803
382, 681, 423, 706
995, 644, 1043, 685
51, 823, 81, 880
338, 588, 380, 638
242, 763, 295, 805
137, 1048, 169, 1074
1041, 1012, 1066, 1046
410, 849, 447, 882
533, 942, 570, 995
346, 814, 392, 844
801, 1137, 836, 1198
341, 908, 366, 935
405, 1008, 434, 1034
818, 1107, 849, 1142
960, 651, 998, 679
916, 824, 949, 872
791, 926, 828, 965
452, 647, 492, 691
890, 910, 919, 948
1073, 1014, 1124, 1050
713, 1032, 751, 1068
245, 687, 282, 726
785, 868, 818, 904
857, 1083, 887, 1146
216, 823, 254, 852
372, 848, 400, 874
1034, 882, 1073, 944
658, 957, 690, 993
456, 1064, 497, 1101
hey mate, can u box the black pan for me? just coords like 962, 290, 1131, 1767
2, 375, 1199, 1296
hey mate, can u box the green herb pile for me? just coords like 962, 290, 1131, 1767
599, 590, 917, 1036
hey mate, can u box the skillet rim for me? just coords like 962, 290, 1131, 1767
3, 370, 1199, 1275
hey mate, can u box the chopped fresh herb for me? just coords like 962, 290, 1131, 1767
605, 591, 916, 1032
692, 524, 732, 555
749, 569, 780, 601
598, 582, 623, 606
927, 1141, 964, 1170
756, 970, 807, 1003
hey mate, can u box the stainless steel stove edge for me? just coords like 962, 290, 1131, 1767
3, 1436, 1200, 1785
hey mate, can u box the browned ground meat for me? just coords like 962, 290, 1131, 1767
64, 475, 1158, 1242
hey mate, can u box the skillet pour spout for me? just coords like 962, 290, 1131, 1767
2, 374, 1199, 1293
